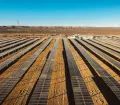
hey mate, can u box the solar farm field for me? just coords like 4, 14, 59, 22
0, 37, 120, 105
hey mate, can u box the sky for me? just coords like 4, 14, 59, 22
0, 0, 120, 26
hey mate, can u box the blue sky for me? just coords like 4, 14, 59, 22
0, 0, 120, 26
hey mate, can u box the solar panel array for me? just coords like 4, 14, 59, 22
83, 39, 120, 61
70, 39, 120, 103
91, 39, 120, 54
0, 39, 52, 104
63, 39, 94, 105
0, 39, 38, 59
0, 38, 18, 45
0, 38, 32, 52
0, 38, 27, 48
0, 38, 46, 74
76, 39, 120, 75
0, 37, 120, 105
90, 39, 120, 52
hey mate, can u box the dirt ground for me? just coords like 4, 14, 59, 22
0, 26, 120, 38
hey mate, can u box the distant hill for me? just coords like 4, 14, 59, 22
0, 26, 120, 35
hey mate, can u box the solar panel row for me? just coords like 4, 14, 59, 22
28, 39, 59, 105
63, 39, 94, 105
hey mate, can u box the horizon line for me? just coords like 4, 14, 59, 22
0, 25, 120, 28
